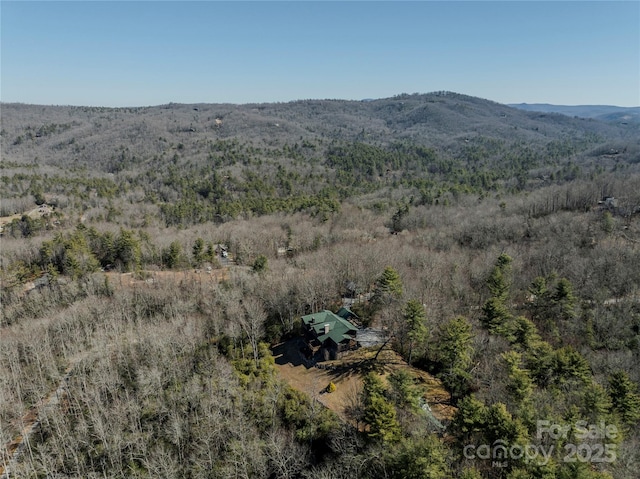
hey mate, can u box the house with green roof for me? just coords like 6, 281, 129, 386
301, 308, 359, 361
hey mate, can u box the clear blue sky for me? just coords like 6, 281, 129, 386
2, 1, 638, 107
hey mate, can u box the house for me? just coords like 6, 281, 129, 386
598, 196, 617, 208
214, 244, 229, 258
301, 309, 359, 361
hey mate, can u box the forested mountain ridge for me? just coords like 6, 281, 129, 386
3, 92, 635, 170
509, 103, 640, 125
2, 92, 640, 478
2, 92, 638, 225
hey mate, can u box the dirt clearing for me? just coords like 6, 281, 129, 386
272, 339, 456, 424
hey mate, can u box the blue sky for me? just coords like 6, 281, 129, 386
1, 1, 638, 107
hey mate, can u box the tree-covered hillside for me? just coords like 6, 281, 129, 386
2, 93, 638, 226
509, 103, 640, 125
1, 93, 640, 478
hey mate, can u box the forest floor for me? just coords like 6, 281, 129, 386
272, 339, 456, 425
0, 351, 89, 478
104, 268, 231, 289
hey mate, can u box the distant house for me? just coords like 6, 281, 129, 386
301, 309, 359, 361
598, 196, 617, 209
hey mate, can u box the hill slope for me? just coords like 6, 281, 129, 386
3, 92, 636, 169
509, 103, 640, 124
2, 92, 640, 479
1, 92, 638, 227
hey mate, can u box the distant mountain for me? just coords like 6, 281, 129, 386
2, 91, 639, 225
2, 92, 637, 173
509, 103, 640, 124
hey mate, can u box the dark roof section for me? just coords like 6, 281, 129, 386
336, 307, 358, 320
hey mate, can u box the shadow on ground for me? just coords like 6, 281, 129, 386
271, 337, 310, 368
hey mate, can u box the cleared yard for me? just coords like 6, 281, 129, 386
0, 204, 54, 233
272, 338, 456, 425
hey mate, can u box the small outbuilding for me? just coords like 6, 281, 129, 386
598, 196, 617, 208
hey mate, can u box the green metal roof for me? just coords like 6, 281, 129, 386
336, 307, 358, 320
301, 310, 358, 345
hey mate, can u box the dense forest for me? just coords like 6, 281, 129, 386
1, 92, 640, 478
